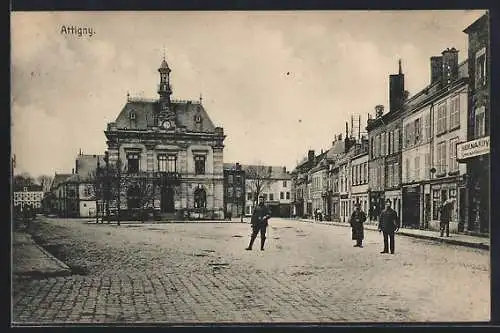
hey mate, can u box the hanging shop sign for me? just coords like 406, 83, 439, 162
457, 136, 489, 160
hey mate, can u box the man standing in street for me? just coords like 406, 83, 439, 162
246, 195, 271, 251
378, 199, 400, 254
439, 197, 452, 237
350, 202, 367, 247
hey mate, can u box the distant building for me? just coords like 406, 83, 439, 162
460, 13, 490, 234
13, 184, 44, 212
49, 173, 72, 216
243, 165, 292, 217
350, 140, 369, 215
223, 162, 245, 218
366, 62, 405, 223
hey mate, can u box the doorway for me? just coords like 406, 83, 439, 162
161, 186, 175, 213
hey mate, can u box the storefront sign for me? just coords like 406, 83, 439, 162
457, 136, 489, 160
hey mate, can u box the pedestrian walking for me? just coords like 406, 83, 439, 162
378, 199, 400, 254
439, 197, 452, 237
245, 196, 271, 251
350, 202, 367, 247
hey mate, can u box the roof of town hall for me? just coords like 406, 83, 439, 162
111, 98, 217, 133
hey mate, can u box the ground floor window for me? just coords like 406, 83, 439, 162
432, 189, 441, 220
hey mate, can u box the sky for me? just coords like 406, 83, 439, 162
11, 10, 486, 178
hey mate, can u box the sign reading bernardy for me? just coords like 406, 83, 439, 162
457, 136, 490, 160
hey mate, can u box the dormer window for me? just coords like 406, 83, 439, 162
194, 114, 202, 123
129, 110, 136, 120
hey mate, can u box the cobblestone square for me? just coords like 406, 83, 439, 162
12, 217, 490, 324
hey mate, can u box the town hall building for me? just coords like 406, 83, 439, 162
103, 56, 226, 220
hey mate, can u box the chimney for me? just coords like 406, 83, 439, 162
441, 47, 459, 85
283, 166, 286, 173
72, 168, 74, 174
430, 56, 443, 84
389, 59, 405, 112
308, 150, 315, 167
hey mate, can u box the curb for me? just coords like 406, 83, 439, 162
296, 219, 489, 250
396, 231, 490, 250
15, 233, 73, 277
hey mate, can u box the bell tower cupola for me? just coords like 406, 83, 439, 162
158, 51, 172, 107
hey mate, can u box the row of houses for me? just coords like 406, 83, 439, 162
291, 13, 490, 235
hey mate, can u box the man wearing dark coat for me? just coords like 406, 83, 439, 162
246, 196, 271, 251
378, 199, 400, 254
439, 198, 452, 237
350, 202, 367, 247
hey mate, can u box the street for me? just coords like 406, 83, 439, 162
12, 217, 490, 323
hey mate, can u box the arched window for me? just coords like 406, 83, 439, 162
194, 187, 207, 209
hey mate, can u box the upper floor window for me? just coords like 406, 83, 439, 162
404, 123, 411, 148
475, 106, 486, 138
437, 102, 447, 135
437, 141, 447, 174
269, 193, 274, 201
286, 192, 290, 200
247, 192, 252, 200
414, 118, 422, 145
195, 155, 206, 175
387, 131, 392, 155
228, 175, 234, 184
449, 96, 460, 130
424, 112, 431, 141
381, 132, 386, 156
283, 180, 287, 187
370, 137, 374, 158
449, 137, 459, 172
394, 128, 400, 152
475, 47, 487, 88
127, 153, 140, 173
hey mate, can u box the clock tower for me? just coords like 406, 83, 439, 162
157, 55, 175, 130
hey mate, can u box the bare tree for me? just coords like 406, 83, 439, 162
245, 165, 274, 208
128, 175, 157, 222
13, 173, 36, 189
37, 175, 53, 193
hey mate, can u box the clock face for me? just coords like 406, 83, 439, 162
162, 121, 171, 129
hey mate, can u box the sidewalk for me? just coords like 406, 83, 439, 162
296, 218, 490, 250
12, 231, 72, 278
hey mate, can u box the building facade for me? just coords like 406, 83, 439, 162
460, 13, 490, 234
429, 60, 469, 233
223, 162, 245, 218
350, 143, 369, 215
103, 57, 226, 220
13, 185, 44, 212
244, 165, 292, 217
367, 62, 405, 223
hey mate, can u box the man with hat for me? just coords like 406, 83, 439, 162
378, 199, 400, 254
439, 197, 453, 237
246, 195, 271, 251
350, 201, 367, 247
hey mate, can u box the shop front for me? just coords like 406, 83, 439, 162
457, 136, 490, 234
